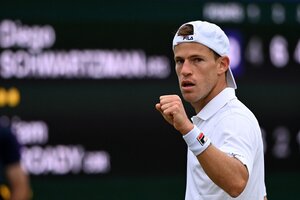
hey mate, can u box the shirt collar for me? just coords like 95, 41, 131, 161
192, 87, 237, 122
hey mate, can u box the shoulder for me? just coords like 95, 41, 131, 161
220, 98, 259, 128
0, 126, 21, 165
212, 98, 262, 142
0, 126, 18, 146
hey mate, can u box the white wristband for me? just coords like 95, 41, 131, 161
183, 125, 211, 156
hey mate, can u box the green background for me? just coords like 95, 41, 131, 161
30, 172, 299, 200
1, 0, 300, 199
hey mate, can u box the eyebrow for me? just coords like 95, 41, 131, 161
189, 55, 205, 59
174, 54, 205, 60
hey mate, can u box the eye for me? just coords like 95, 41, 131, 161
192, 57, 203, 63
175, 58, 184, 65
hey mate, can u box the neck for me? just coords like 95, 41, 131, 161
192, 82, 227, 114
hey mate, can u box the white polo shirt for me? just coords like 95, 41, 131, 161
184, 88, 266, 200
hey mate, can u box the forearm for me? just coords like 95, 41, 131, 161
197, 144, 248, 197
10, 177, 31, 200
181, 124, 249, 197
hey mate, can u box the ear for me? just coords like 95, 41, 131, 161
217, 56, 230, 75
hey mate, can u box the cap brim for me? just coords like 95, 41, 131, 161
227, 67, 237, 89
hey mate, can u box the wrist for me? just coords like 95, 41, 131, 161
183, 125, 211, 156
178, 122, 194, 135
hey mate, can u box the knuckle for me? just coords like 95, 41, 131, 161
174, 104, 180, 110
175, 95, 181, 101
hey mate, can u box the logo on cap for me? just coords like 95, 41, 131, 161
197, 132, 207, 146
182, 35, 193, 41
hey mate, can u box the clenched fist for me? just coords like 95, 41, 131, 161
155, 95, 194, 135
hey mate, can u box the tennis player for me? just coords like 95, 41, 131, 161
0, 125, 31, 200
156, 20, 267, 200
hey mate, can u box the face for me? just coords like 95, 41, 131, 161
174, 42, 226, 109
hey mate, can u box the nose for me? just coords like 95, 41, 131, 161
181, 60, 192, 76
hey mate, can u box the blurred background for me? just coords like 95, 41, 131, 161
0, 0, 300, 199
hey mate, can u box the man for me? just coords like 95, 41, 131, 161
0, 125, 31, 200
155, 20, 267, 199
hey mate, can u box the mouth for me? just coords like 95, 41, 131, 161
181, 80, 195, 89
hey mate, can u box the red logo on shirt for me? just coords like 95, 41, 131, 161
197, 132, 207, 146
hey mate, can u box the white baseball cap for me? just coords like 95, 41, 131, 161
172, 20, 237, 89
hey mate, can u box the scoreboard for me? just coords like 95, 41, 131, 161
1, 0, 300, 177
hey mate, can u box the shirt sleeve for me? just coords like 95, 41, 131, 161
216, 114, 257, 176
0, 127, 21, 166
